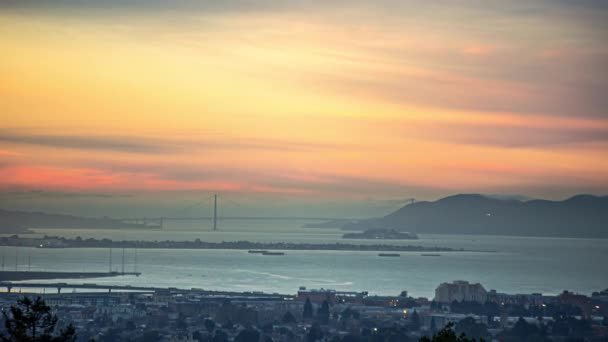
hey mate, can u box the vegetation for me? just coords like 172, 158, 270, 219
0, 296, 76, 342
303, 298, 314, 319
282, 311, 297, 324
419, 323, 483, 342
410, 311, 421, 331
453, 317, 490, 341
316, 300, 330, 324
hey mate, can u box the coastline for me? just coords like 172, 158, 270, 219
0, 236, 492, 253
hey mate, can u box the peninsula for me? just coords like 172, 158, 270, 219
0, 236, 465, 253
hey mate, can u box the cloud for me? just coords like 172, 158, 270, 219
0, 160, 437, 198
461, 44, 496, 57
0, 130, 167, 154
0, 130, 347, 155
408, 123, 608, 148
0, 190, 129, 199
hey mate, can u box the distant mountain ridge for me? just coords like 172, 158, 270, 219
344, 194, 608, 238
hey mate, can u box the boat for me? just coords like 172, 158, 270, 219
262, 251, 285, 256
421, 253, 441, 257
248, 250, 267, 254
378, 253, 400, 257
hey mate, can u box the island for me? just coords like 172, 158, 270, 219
343, 228, 418, 240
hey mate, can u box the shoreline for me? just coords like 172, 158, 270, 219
0, 271, 140, 282
0, 236, 493, 253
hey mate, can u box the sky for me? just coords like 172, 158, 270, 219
1, 1, 607, 217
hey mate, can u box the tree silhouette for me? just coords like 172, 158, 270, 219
235, 328, 260, 342
430, 317, 437, 334
204, 318, 216, 334
316, 300, 330, 324
306, 322, 323, 342
0, 296, 76, 342
212, 329, 229, 342
303, 298, 314, 319
419, 323, 483, 342
282, 311, 297, 324
454, 317, 489, 341
410, 310, 421, 331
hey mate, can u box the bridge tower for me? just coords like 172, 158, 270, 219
121, 248, 125, 274
213, 194, 218, 231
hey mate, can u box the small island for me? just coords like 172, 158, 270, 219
343, 228, 418, 240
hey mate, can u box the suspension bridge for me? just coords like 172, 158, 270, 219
117, 193, 347, 229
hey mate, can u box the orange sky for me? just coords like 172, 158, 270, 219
1, 1, 607, 212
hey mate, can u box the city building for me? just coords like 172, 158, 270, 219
434, 280, 487, 303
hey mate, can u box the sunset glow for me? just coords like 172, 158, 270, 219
1, 1, 607, 207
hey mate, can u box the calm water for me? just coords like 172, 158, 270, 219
3, 219, 607, 298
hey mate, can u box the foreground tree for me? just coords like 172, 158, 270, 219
454, 317, 490, 341
0, 296, 76, 342
419, 323, 483, 342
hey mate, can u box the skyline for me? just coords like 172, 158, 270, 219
1, 0, 607, 214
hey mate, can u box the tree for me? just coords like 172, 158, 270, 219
419, 323, 482, 342
410, 311, 421, 331
316, 300, 330, 324
341, 335, 360, 342
303, 298, 314, 319
550, 316, 592, 339
282, 311, 297, 324
176, 313, 188, 331
138, 330, 160, 342
306, 322, 323, 342
454, 317, 489, 341
430, 317, 437, 334
0, 296, 76, 342
125, 320, 136, 331
204, 318, 216, 334
508, 317, 538, 339
235, 328, 260, 342
212, 330, 229, 342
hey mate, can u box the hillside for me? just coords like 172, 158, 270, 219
0, 209, 152, 233
344, 194, 608, 238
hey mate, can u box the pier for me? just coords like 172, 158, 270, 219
0, 271, 141, 282
0, 282, 289, 299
